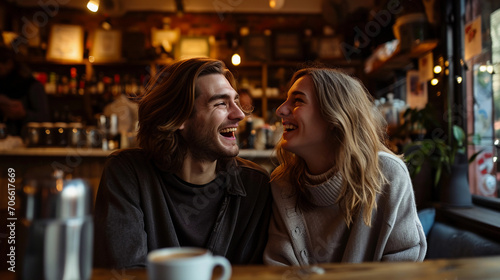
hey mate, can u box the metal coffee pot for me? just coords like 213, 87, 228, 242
17, 175, 93, 280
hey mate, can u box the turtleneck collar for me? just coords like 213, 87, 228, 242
304, 166, 343, 207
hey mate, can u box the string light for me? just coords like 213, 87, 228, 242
431, 78, 439, 86
231, 53, 241, 66
433, 65, 442, 74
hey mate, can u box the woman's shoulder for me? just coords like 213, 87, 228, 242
378, 151, 408, 175
378, 151, 413, 196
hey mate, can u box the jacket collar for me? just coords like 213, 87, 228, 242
217, 158, 247, 197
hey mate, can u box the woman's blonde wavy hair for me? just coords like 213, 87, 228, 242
271, 67, 398, 227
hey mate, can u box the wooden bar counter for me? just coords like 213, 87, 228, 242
0, 147, 276, 207
2, 256, 500, 280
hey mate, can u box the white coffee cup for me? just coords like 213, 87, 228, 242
147, 247, 232, 280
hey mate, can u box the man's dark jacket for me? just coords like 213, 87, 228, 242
93, 148, 272, 268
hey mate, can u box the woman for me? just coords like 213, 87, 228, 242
263, 67, 426, 265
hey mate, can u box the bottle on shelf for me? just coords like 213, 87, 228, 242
69, 67, 78, 95
111, 74, 122, 96
45, 72, 58, 95
78, 74, 86, 95
58, 75, 69, 95
97, 72, 105, 95
88, 73, 98, 95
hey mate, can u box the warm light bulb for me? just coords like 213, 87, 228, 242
87, 0, 99, 12
231, 53, 241, 66
456, 76, 463, 84
431, 78, 439, 86
269, 0, 285, 9
487, 65, 494, 73
433, 65, 442, 74
479, 65, 487, 72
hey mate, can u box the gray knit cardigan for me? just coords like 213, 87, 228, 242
264, 151, 427, 265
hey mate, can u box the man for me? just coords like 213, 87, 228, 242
93, 58, 272, 268
0, 46, 50, 136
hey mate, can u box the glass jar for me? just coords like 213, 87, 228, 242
69, 122, 85, 147
41, 122, 55, 147
54, 122, 68, 147
25, 122, 41, 147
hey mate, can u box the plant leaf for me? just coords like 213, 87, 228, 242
469, 149, 484, 163
453, 125, 466, 147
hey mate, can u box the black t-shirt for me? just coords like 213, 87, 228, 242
163, 173, 225, 247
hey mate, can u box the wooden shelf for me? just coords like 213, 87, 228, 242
365, 39, 439, 80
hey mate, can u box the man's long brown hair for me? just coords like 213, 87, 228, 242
137, 58, 236, 172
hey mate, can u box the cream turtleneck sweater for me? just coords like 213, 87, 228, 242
264, 151, 427, 265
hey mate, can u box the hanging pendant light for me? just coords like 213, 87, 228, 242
87, 0, 100, 12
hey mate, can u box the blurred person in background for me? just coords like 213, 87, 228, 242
237, 88, 264, 149
0, 46, 50, 136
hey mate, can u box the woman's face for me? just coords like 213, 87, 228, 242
276, 75, 333, 159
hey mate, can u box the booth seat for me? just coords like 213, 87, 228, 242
418, 208, 500, 259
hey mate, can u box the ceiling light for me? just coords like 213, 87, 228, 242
87, 0, 99, 12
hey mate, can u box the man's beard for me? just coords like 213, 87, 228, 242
183, 123, 238, 162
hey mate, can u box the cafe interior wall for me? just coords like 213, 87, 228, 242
0, 0, 403, 128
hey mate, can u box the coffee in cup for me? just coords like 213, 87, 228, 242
147, 247, 231, 280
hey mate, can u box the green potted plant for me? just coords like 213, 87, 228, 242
403, 124, 482, 207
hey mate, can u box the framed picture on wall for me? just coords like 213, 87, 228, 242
406, 70, 428, 109
90, 29, 122, 62
273, 32, 303, 60
46, 24, 84, 62
176, 36, 210, 60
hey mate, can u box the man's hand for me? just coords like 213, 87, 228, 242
0, 95, 26, 119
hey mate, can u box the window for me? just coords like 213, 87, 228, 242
466, 0, 500, 202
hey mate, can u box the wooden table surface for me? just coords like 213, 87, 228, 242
2, 256, 500, 280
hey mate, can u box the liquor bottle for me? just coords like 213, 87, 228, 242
88, 73, 97, 95
97, 72, 105, 95
69, 67, 78, 95
112, 74, 121, 96
78, 74, 86, 95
